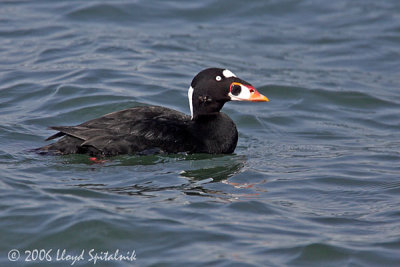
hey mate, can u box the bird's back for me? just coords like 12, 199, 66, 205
39, 106, 195, 156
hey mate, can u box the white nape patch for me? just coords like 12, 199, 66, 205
222, 69, 237, 78
188, 86, 194, 119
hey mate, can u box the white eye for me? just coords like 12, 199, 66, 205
216, 76, 222, 81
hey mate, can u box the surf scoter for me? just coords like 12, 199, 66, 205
37, 68, 269, 156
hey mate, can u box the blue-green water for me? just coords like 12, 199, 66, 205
1, 1, 400, 266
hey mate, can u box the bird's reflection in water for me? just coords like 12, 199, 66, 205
74, 153, 266, 201
179, 154, 246, 181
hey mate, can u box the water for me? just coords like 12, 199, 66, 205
1, 0, 400, 266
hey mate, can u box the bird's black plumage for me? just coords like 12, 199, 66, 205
37, 68, 268, 156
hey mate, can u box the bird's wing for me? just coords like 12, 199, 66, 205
45, 106, 196, 155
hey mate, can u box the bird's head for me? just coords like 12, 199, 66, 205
188, 68, 269, 119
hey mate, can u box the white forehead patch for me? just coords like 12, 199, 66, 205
222, 69, 236, 78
